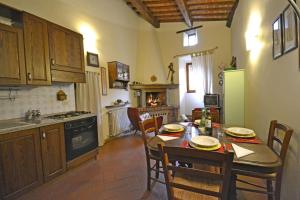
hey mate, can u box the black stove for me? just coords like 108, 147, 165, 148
46, 111, 90, 120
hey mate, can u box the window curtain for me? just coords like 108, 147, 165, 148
191, 53, 213, 95
75, 72, 104, 146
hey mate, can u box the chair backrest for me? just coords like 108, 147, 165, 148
139, 117, 159, 154
159, 145, 234, 200
192, 107, 220, 123
267, 120, 293, 164
127, 107, 142, 131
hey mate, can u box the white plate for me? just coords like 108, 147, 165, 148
190, 136, 220, 148
226, 127, 254, 136
163, 124, 184, 131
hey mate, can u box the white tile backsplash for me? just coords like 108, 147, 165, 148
0, 84, 75, 120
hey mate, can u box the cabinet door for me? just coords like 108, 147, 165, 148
0, 24, 26, 85
40, 124, 66, 182
0, 129, 43, 200
48, 23, 84, 73
23, 13, 51, 85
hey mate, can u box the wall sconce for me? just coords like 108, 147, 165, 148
245, 32, 260, 51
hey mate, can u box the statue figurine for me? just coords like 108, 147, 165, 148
167, 62, 175, 84
230, 56, 237, 69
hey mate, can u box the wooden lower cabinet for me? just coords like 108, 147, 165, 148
40, 124, 66, 182
0, 128, 43, 200
0, 123, 66, 199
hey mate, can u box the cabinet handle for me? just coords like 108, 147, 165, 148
51, 58, 55, 65
42, 132, 46, 139
27, 73, 32, 81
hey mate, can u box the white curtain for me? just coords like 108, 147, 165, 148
191, 53, 213, 95
75, 72, 104, 146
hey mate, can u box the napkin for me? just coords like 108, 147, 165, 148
231, 143, 254, 158
157, 135, 179, 141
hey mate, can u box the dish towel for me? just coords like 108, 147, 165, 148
232, 143, 254, 158
157, 135, 179, 141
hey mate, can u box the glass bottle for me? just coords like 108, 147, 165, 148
205, 110, 212, 135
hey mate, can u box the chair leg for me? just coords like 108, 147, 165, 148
146, 160, 151, 191
274, 172, 283, 200
267, 179, 273, 200
155, 160, 159, 179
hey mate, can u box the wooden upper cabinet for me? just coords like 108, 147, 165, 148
48, 23, 85, 73
0, 128, 43, 200
40, 123, 66, 182
23, 13, 51, 85
0, 23, 26, 85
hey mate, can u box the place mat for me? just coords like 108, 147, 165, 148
226, 137, 262, 144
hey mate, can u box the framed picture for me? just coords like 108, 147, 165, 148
273, 15, 283, 59
283, 4, 298, 54
87, 52, 99, 67
100, 67, 107, 96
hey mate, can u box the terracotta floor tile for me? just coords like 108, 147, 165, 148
17, 135, 267, 200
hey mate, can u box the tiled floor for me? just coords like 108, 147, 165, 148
17, 135, 267, 200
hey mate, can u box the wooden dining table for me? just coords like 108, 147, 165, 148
147, 123, 282, 197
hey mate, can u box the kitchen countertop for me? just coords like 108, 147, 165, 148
0, 113, 97, 135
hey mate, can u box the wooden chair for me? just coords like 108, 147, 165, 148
234, 120, 293, 200
128, 107, 163, 134
139, 117, 164, 191
192, 107, 220, 123
158, 144, 234, 200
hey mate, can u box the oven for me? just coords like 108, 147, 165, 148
64, 116, 98, 161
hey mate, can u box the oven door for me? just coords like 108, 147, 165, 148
65, 117, 98, 161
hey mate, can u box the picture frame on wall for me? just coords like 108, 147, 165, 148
283, 4, 298, 54
87, 52, 99, 67
100, 67, 107, 96
273, 15, 283, 59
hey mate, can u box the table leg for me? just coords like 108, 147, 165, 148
229, 174, 237, 200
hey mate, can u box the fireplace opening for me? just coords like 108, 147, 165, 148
146, 92, 166, 107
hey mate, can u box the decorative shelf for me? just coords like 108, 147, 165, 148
129, 84, 179, 90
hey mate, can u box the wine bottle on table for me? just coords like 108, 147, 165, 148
205, 110, 212, 136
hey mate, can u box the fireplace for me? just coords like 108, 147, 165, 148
146, 91, 166, 107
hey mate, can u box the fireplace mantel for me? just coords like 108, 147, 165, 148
129, 84, 179, 90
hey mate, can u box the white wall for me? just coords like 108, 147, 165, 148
0, 0, 140, 142
136, 21, 231, 114
231, 0, 300, 199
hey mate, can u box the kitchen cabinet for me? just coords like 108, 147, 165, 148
23, 13, 51, 85
0, 123, 66, 199
40, 123, 66, 182
0, 23, 26, 85
0, 128, 43, 200
108, 61, 130, 89
48, 23, 85, 83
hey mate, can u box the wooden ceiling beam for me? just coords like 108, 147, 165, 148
191, 10, 230, 15
125, 0, 160, 28
187, 0, 235, 6
226, 0, 239, 27
193, 18, 227, 21
150, 7, 179, 12
144, 2, 177, 7
153, 12, 181, 17
189, 5, 233, 11
174, 0, 193, 27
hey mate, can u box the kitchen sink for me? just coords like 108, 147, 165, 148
0, 121, 34, 130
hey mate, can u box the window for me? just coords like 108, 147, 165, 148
183, 30, 198, 47
186, 63, 196, 93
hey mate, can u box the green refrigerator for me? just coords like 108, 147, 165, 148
223, 69, 245, 126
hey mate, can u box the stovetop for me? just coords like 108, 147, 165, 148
46, 111, 91, 120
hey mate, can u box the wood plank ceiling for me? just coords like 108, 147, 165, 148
125, 0, 239, 28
